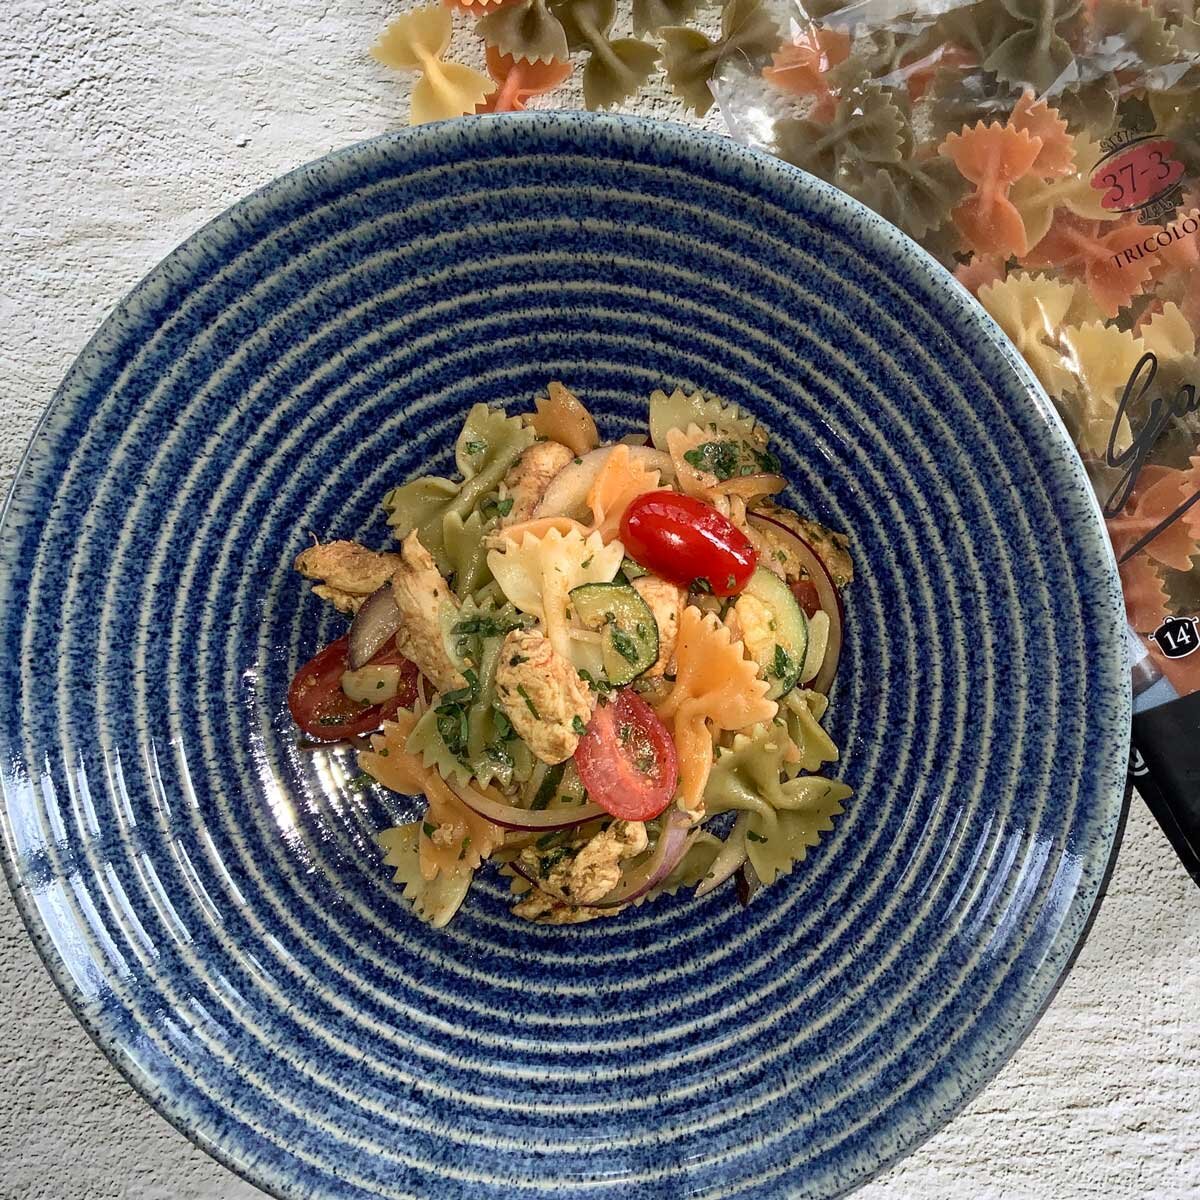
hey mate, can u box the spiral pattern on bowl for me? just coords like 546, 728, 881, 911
0, 114, 1128, 1200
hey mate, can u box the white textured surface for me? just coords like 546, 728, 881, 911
2, 2, 1199, 1197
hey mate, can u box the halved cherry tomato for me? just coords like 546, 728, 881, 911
789, 577, 821, 617
574, 688, 678, 821
287, 634, 418, 742
619, 491, 757, 597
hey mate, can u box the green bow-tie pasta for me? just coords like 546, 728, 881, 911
476, 0, 570, 64
660, 0, 778, 115
552, 0, 660, 108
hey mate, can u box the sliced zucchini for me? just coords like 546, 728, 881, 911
735, 568, 809, 700
569, 582, 659, 685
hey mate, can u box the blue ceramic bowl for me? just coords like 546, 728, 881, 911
0, 113, 1128, 1199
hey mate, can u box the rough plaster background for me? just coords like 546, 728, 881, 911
2, 2, 1199, 1197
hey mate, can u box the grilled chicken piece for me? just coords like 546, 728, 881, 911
631, 575, 685, 677
495, 628, 593, 764
389, 531, 465, 694
500, 440, 576, 526
294, 540, 402, 613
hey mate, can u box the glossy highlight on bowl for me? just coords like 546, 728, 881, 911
0, 113, 1128, 1200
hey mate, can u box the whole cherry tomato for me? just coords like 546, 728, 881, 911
620, 491, 757, 597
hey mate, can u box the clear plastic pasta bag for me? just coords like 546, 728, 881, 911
712, 0, 1200, 880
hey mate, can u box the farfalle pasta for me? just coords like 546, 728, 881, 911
660, 0, 778, 115
940, 122, 1044, 257
631, 0, 700, 36
552, 0, 660, 109
584, 444, 664, 541
488, 526, 624, 666
1058, 321, 1147, 454
475, 0, 569, 64
476, 47, 572, 112
977, 273, 1079, 394
370, 7, 493, 124
286, 385, 854, 925
655, 606, 778, 813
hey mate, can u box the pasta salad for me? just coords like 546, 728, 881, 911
286, 384, 854, 926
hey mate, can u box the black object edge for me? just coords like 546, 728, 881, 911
1132, 690, 1200, 887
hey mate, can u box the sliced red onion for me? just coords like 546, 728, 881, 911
590, 806, 694, 908
748, 513, 843, 695
736, 862, 762, 907
348, 585, 402, 669
448, 778, 605, 831
506, 859, 545, 893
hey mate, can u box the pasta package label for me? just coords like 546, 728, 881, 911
1091, 137, 1187, 217
714, 0, 1200, 884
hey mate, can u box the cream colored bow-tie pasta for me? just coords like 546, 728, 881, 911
286, 384, 854, 926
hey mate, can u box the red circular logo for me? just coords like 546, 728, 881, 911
1091, 138, 1185, 213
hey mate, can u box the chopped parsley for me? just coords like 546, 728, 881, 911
770, 644, 796, 681
581, 555, 593, 569
684, 440, 741, 480
754, 447, 782, 474
435, 670, 479, 757
692, 576, 713, 594
775, 550, 788, 563
452, 612, 526, 638
346, 772, 374, 792
458, 836, 472, 861
422, 821, 437, 839
480, 494, 515, 521
746, 830, 769, 844
538, 846, 573, 877
463, 439, 486, 455
440, 669, 479, 706
572, 456, 583, 465
572, 715, 588, 736
436, 708, 470, 757
516, 684, 540, 719
726, 574, 737, 590
376, 680, 386, 689
618, 721, 656, 774
578, 668, 613, 695
682, 439, 780, 482
492, 709, 514, 740
609, 627, 641, 664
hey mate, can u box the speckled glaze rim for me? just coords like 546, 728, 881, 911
0, 111, 1131, 1200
